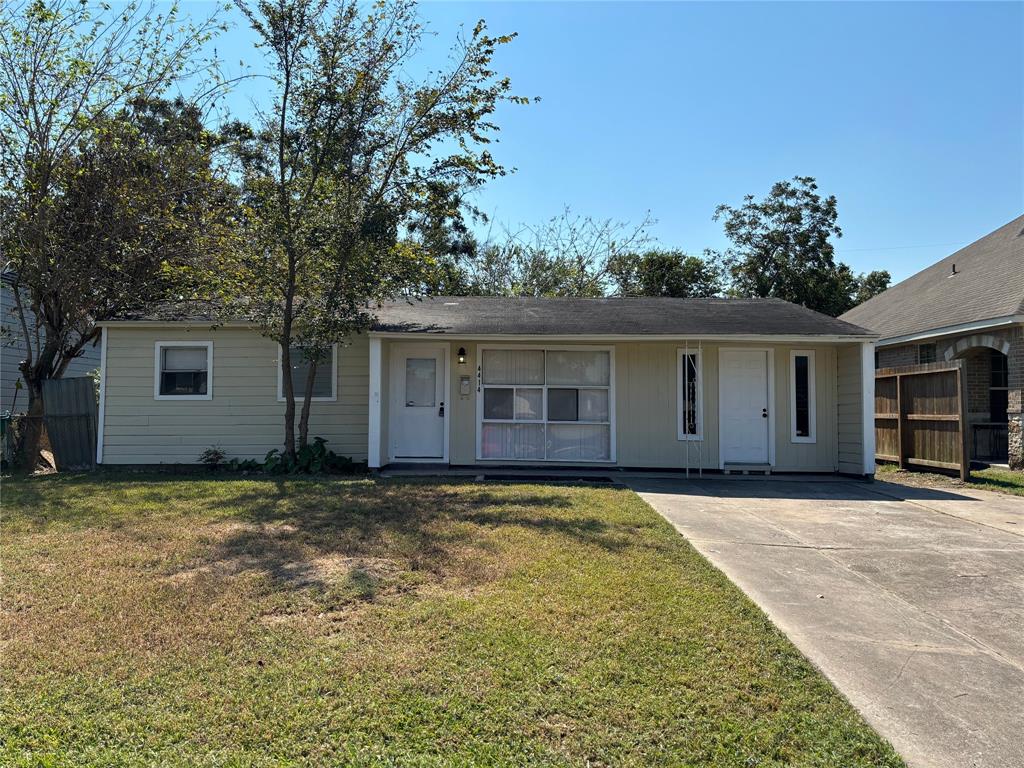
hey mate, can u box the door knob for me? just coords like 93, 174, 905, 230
438, 402, 445, 417
762, 408, 768, 418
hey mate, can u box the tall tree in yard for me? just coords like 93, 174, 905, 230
219, 0, 529, 457
712, 176, 889, 316
607, 249, 722, 298
0, 0, 228, 467
456, 209, 653, 297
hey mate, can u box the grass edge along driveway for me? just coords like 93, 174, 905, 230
1, 475, 905, 767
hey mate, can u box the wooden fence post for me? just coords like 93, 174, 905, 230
896, 373, 906, 469
958, 365, 970, 482
875, 361, 969, 478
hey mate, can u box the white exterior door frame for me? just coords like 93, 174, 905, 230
387, 343, 450, 463
718, 347, 775, 468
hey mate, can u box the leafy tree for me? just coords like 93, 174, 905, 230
607, 249, 722, 297
0, 0, 227, 466
458, 209, 653, 297
852, 268, 891, 305
216, 0, 529, 457
712, 176, 886, 316
413, 209, 482, 296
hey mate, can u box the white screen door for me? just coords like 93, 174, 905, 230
389, 346, 446, 460
719, 349, 770, 464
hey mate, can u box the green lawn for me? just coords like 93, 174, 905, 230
877, 462, 1024, 497
1, 475, 903, 767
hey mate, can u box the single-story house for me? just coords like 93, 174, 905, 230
95, 296, 877, 475
840, 214, 1024, 469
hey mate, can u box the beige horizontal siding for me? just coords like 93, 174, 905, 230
105, 327, 864, 472
101, 327, 369, 464
836, 344, 865, 474
436, 340, 851, 470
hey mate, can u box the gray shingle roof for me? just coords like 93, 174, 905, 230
112, 296, 874, 337
372, 296, 874, 337
840, 214, 1024, 341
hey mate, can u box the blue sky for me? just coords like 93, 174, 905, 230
195, 0, 1023, 283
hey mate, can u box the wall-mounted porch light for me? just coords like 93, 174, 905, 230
457, 347, 467, 365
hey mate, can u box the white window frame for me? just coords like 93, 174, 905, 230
790, 349, 816, 444
154, 341, 213, 401
676, 348, 704, 441
277, 343, 338, 402
475, 345, 616, 463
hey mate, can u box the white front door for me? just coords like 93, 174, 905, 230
719, 348, 771, 464
389, 346, 446, 461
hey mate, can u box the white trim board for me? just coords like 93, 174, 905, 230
95, 326, 108, 464
368, 338, 383, 469
861, 341, 876, 476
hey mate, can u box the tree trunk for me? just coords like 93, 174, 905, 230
18, 386, 46, 473
297, 361, 317, 450
280, 329, 297, 459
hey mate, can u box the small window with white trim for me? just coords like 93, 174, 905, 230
278, 345, 337, 401
155, 342, 212, 400
677, 350, 703, 440
790, 350, 816, 443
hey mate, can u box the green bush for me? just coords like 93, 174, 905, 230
263, 437, 366, 475
198, 438, 364, 475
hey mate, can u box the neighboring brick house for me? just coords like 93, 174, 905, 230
841, 214, 1024, 469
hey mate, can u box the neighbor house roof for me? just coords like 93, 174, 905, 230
839, 214, 1024, 343
370, 296, 873, 338
106, 296, 874, 338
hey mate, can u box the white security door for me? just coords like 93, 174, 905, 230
719, 349, 770, 464
389, 346, 446, 460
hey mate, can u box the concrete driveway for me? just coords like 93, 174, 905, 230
627, 476, 1024, 768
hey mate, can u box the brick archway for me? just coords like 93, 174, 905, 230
942, 333, 1012, 361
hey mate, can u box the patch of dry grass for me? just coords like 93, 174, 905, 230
1, 474, 904, 767
877, 462, 1024, 497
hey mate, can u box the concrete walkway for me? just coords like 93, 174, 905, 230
628, 477, 1024, 768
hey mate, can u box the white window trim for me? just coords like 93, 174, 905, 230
154, 341, 213, 401
277, 343, 338, 402
676, 348, 704, 441
475, 345, 616, 463
790, 349, 816, 443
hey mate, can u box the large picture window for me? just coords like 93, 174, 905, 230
278, 345, 337, 401
154, 341, 212, 400
790, 350, 816, 443
677, 350, 703, 440
478, 348, 613, 461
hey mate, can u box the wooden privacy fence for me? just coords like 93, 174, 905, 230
875, 360, 969, 481
42, 377, 98, 471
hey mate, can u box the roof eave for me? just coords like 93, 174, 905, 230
875, 314, 1024, 347
368, 331, 878, 343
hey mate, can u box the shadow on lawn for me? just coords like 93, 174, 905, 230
172, 478, 643, 597
201, 481, 630, 593
6, 474, 655, 600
